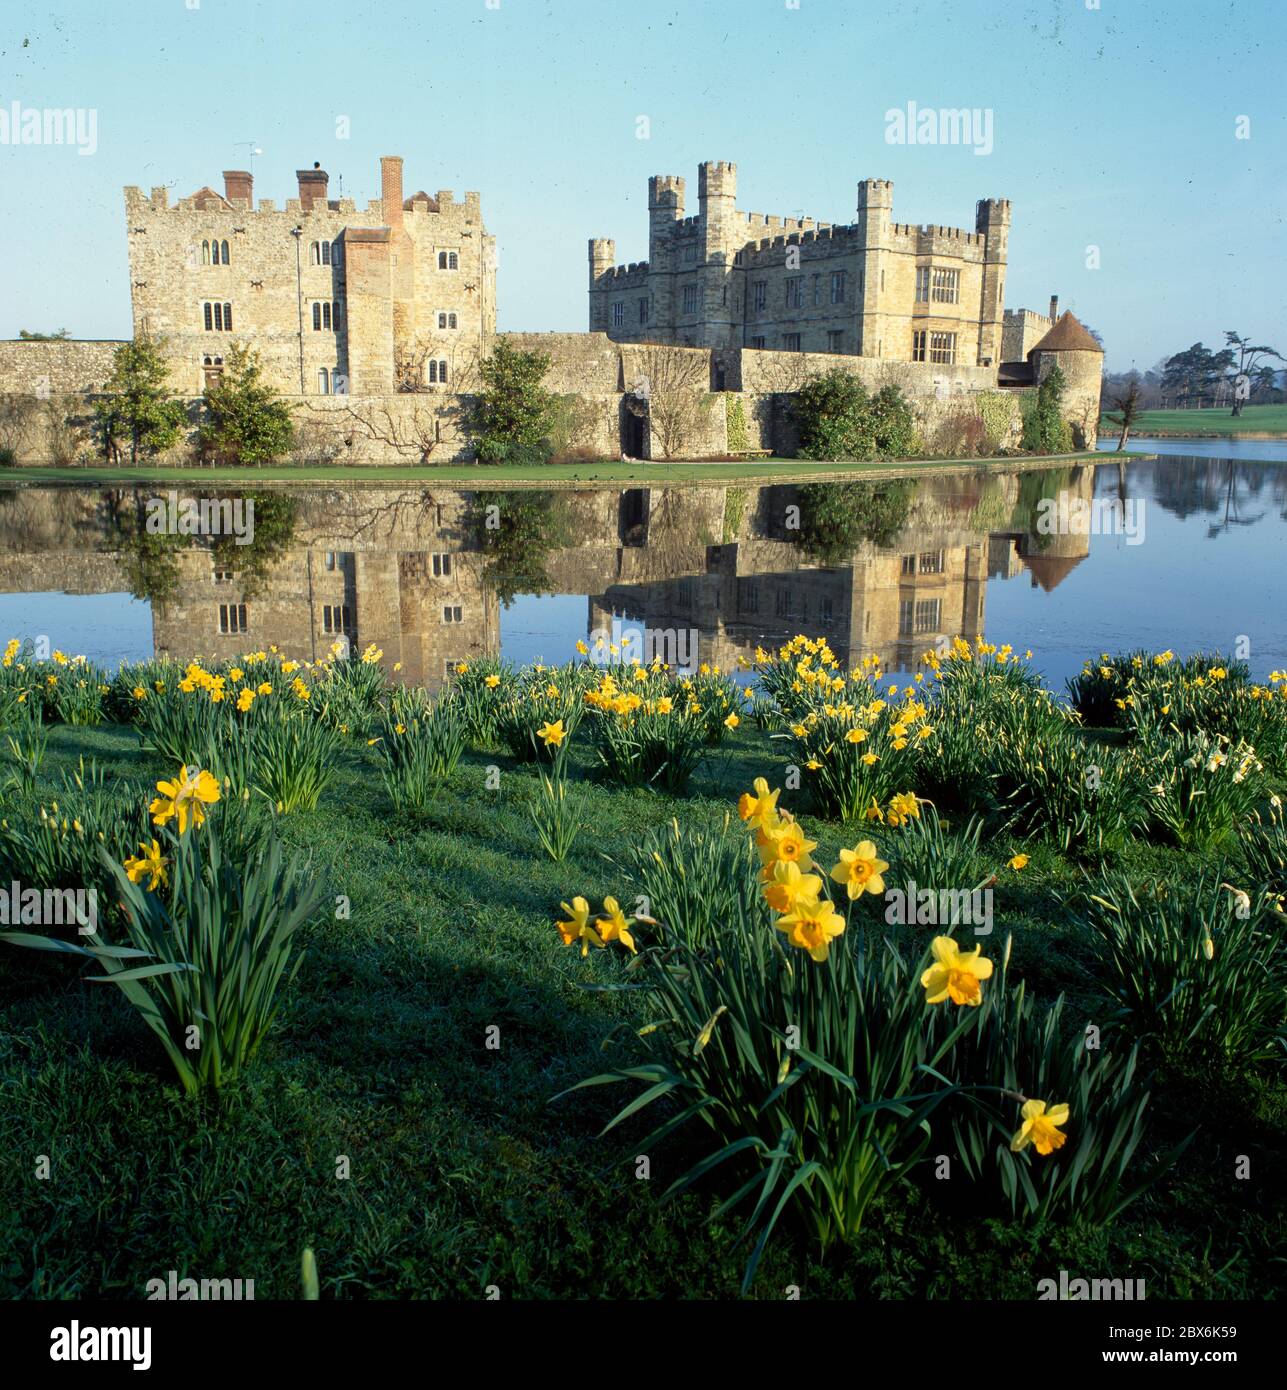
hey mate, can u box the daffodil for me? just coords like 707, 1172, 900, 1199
775, 897, 846, 962
537, 719, 566, 748
149, 765, 221, 834
1010, 1099, 1069, 1155
123, 839, 169, 891
829, 841, 889, 900
556, 896, 604, 956
920, 935, 993, 1006
763, 860, 823, 913
757, 816, 817, 874
595, 896, 637, 953
737, 776, 780, 830
1008, 853, 1030, 871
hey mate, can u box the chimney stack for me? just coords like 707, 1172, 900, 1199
1049, 295, 1059, 322
223, 170, 253, 206
297, 163, 329, 212
381, 155, 404, 229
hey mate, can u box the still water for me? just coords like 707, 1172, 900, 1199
0, 448, 1283, 694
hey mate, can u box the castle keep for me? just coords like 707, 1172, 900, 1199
124, 155, 496, 397
589, 162, 1009, 368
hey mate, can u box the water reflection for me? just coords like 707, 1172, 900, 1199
0, 456, 1284, 690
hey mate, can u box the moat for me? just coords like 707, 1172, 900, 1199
1, 447, 1283, 690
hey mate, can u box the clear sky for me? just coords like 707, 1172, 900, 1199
1, 0, 1283, 370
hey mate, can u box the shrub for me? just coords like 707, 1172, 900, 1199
197, 342, 295, 466
1020, 366, 1075, 454
469, 338, 556, 465
793, 370, 917, 462
92, 332, 187, 464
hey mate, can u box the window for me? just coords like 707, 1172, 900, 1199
811, 273, 821, 305
912, 330, 927, 362
929, 331, 957, 364
918, 550, 945, 575
830, 270, 847, 304
820, 595, 834, 627
785, 277, 804, 309
324, 552, 337, 570
899, 598, 942, 636
737, 578, 759, 615
426, 359, 449, 384
212, 565, 233, 584
828, 330, 845, 353
442, 605, 463, 624
201, 239, 230, 266
431, 553, 452, 578
931, 267, 960, 304
750, 335, 766, 350
638, 297, 649, 325
915, 267, 931, 303
311, 240, 332, 266
774, 587, 795, 620
318, 367, 330, 394
683, 243, 698, 264
612, 301, 625, 327
203, 302, 232, 332
437, 311, 458, 330
219, 603, 247, 634
202, 354, 224, 389
437, 251, 459, 270
784, 333, 802, 352
322, 604, 351, 635
752, 281, 767, 313
683, 284, 700, 314
901, 553, 917, 576
312, 301, 334, 331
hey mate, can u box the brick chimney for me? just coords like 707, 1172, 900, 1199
381, 155, 404, 229
1049, 294, 1059, 322
223, 170, 253, 205
297, 163, 329, 212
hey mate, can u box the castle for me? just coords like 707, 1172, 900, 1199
589, 163, 1009, 368
0, 151, 1103, 462
124, 155, 495, 397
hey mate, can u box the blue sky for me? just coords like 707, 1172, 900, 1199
1, 0, 1283, 370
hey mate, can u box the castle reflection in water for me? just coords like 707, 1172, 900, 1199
0, 464, 1110, 683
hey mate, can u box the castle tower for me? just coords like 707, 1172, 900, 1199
975, 198, 1011, 368
855, 179, 894, 358
698, 161, 738, 348
647, 174, 685, 338
588, 237, 615, 333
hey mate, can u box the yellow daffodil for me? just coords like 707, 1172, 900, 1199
537, 719, 566, 747
921, 936, 993, 1006
595, 897, 637, 953
556, 896, 604, 956
1008, 853, 1030, 871
123, 839, 169, 891
763, 860, 823, 913
149, 765, 221, 834
774, 897, 846, 962
757, 816, 817, 874
737, 777, 780, 830
1010, 1099, 1070, 1156
829, 841, 889, 900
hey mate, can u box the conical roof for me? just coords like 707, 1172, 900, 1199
1028, 311, 1102, 356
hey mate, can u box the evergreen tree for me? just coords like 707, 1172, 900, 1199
197, 342, 295, 466
469, 339, 555, 466
93, 332, 186, 464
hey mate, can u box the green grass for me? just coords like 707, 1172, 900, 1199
0, 451, 1103, 490
1100, 404, 1287, 438
0, 722, 1282, 1299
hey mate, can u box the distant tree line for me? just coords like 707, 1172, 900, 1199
1103, 331, 1283, 416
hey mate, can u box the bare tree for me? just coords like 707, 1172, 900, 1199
631, 345, 712, 459
1104, 378, 1143, 452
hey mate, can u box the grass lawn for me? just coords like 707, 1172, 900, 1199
1, 718, 1282, 1300
1100, 404, 1287, 438
0, 452, 1102, 490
